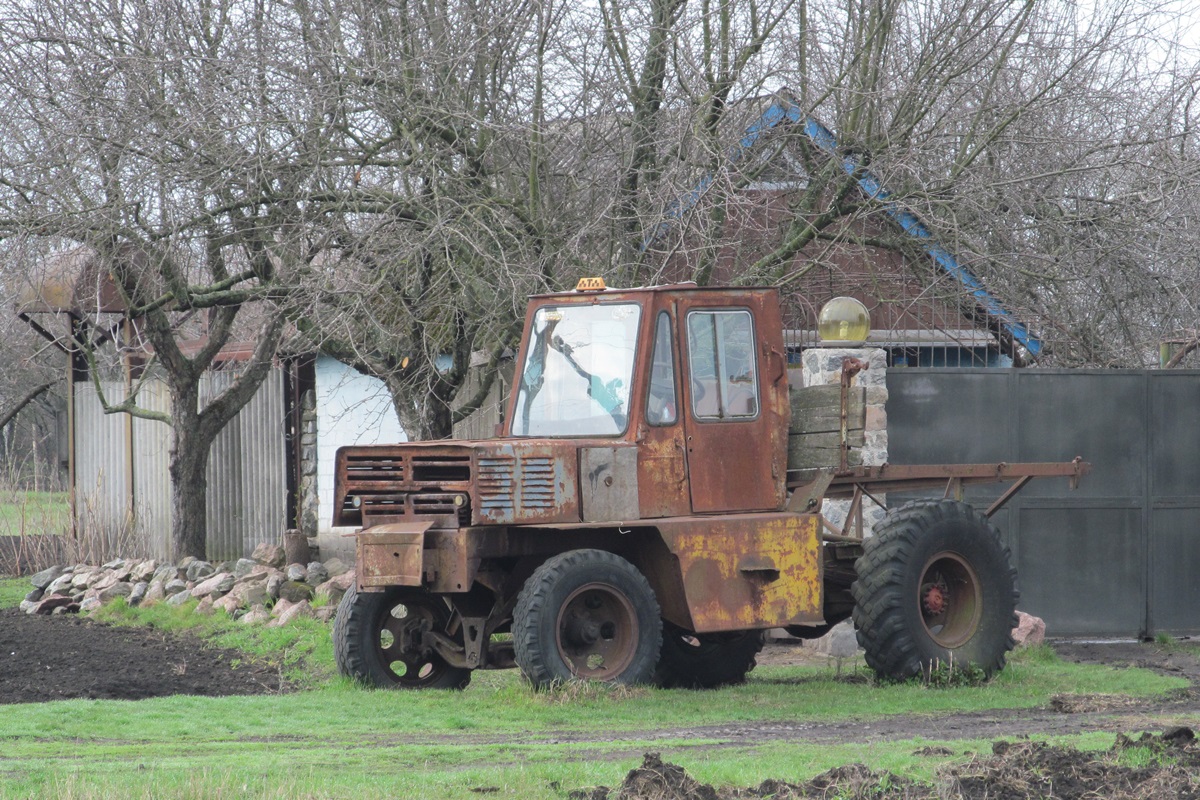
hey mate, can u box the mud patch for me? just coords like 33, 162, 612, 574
949, 728, 1200, 799
1049, 693, 1145, 714
0, 607, 284, 703
571, 730, 1200, 799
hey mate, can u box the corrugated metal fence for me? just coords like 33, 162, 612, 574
74, 367, 287, 562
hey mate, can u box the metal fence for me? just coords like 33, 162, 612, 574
887, 368, 1200, 638
73, 367, 287, 562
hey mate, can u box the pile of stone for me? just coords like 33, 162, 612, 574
18, 542, 356, 628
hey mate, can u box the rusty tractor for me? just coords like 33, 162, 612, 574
331, 281, 1088, 689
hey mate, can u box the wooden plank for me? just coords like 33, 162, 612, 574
787, 434, 864, 470
788, 385, 865, 435
789, 430, 866, 450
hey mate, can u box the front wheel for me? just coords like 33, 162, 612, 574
333, 584, 472, 690
513, 549, 662, 689
852, 499, 1017, 681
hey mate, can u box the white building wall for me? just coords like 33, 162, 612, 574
315, 355, 406, 533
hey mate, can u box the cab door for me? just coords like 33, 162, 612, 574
636, 309, 691, 518
679, 296, 782, 513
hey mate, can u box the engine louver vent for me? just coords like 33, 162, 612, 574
477, 455, 558, 522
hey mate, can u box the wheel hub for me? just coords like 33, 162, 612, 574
923, 584, 946, 615
918, 551, 983, 649
555, 582, 638, 679
565, 616, 602, 645
377, 598, 457, 686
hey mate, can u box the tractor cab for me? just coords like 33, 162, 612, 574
504, 279, 790, 518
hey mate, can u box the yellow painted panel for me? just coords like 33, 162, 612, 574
659, 513, 823, 633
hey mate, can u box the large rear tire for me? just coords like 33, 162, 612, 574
333, 584, 472, 690
654, 623, 764, 688
513, 549, 662, 689
852, 499, 1017, 681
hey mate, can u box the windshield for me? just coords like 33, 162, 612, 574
512, 302, 642, 436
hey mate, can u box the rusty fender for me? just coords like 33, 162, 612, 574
653, 513, 824, 634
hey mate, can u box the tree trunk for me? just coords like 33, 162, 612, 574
168, 395, 213, 560
388, 377, 455, 441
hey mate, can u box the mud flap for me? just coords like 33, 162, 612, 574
356, 521, 434, 590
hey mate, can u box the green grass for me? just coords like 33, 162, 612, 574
0, 576, 29, 607
0, 583, 1188, 799
0, 490, 69, 535
0, 716, 1170, 800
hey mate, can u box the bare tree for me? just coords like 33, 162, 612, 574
584, 0, 1200, 366
0, 0, 316, 557
284, 0, 576, 439
780, 0, 1200, 366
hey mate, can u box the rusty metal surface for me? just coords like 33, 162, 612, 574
473, 441, 579, 525
637, 424, 690, 518
333, 440, 582, 529
676, 289, 790, 514
656, 513, 823, 633
580, 446, 639, 522
356, 521, 433, 589
838, 358, 868, 471
500, 285, 792, 519
800, 460, 1092, 499
422, 527, 477, 593
333, 442, 472, 527
787, 468, 836, 513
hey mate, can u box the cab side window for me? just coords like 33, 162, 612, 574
645, 312, 678, 426
686, 310, 759, 420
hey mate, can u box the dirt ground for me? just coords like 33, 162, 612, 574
3, 609, 1200, 798
0, 607, 283, 702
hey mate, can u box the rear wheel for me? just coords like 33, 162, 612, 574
852, 499, 1017, 681
654, 623, 764, 688
513, 550, 661, 689
333, 584, 472, 689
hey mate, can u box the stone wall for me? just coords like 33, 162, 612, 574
801, 347, 889, 538
299, 390, 320, 538
19, 543, 356, 628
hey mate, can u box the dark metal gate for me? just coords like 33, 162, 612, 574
887, 368, 1200, 638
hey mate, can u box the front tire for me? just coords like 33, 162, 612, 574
654, 623, 764, 688
852, 499, 1017, 681
333, 584, 472, 690
513, 549, 662, 689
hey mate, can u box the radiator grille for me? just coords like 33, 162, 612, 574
337, 449, 472, 526
477, 456, 516, 517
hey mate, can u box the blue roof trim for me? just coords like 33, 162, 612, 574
643, 97, 1042, 358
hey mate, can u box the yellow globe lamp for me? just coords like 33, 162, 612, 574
817, 297, 870, 346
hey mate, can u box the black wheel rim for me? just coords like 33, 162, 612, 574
375, 597, 455, 687
918, 551, 982, 649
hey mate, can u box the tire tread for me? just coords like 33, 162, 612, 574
513, 549, 661, 689
852, 499, 1018, 680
